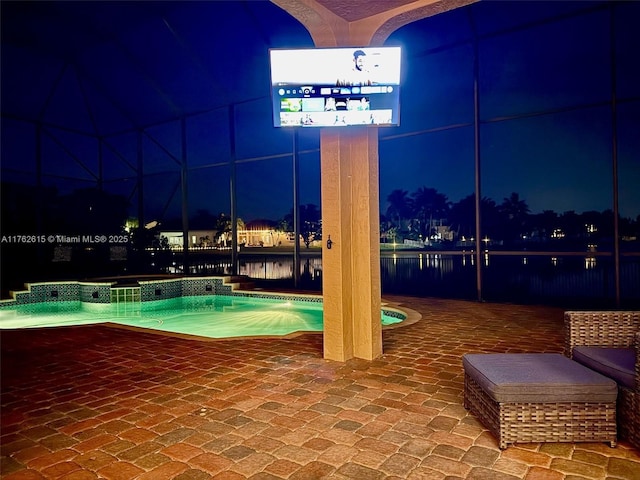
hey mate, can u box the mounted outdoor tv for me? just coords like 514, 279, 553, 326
269, 46, 401, 128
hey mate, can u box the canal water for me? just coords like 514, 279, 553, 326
183, 251, 640, 308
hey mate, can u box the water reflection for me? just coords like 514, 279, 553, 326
183, 257, 323, 282
239, 257, 323, 280
181, 253, 638, 305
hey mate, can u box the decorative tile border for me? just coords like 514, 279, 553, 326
0, 276, 240, 307
79, 283, 112, 304
229, 290, 323, 303
0, 282, 80, 306
183, 277, 226, 296
383, 309, 406, 320
0, 276, 407, 323
139, 279, 182, 301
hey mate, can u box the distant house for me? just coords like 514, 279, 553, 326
239, 221, 289, 247
159, 230, 218, 249
158, 225, 292, 249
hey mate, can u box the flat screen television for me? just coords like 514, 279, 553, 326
269, 46, 401, 128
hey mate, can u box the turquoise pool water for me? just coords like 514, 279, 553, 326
0, 295, 404, 338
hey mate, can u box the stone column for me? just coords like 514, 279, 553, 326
320, 127, 381, 361
271, 0, 477, 361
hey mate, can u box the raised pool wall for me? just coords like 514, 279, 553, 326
0, 276, 331, 307
0, 277, 411, 329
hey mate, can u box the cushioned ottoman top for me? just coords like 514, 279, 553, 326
463, 353, 618, 403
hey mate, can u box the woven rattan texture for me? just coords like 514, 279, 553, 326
565, 312, 640, 450
464, 373, 617, 450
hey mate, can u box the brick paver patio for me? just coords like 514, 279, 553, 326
2, 295, 639, 479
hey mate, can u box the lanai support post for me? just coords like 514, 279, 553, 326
271, 0, 477, 361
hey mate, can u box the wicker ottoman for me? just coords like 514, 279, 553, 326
463, 353, 618, 449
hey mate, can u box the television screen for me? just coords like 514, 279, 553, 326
269, 46, 401, 128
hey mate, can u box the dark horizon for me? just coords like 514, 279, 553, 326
1, 1, 639, 233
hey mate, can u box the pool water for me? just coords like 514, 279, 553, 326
0, 295, 404, 338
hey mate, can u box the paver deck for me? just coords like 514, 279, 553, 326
2, 295, 639, 479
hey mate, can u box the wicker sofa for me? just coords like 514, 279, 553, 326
565, 311, 640, 450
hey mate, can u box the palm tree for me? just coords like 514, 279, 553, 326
379, 214, 396, 244
499, 192, 530, 244
283, 204, 321, 248
411, 187, 451, 239
449, 194, 500, 241
300, 204, 321, 248
214, 213, 244, 247
500, 193, 530, 221
386, 189, 412, 232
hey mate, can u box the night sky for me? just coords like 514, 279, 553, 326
1, 1, 639, 224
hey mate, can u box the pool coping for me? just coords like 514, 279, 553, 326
0, 276, 419, 339
98, 297, 421, 342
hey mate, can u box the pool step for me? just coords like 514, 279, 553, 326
227, 275, 255, 291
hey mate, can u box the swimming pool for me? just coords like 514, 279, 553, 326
0, 294, 405, 339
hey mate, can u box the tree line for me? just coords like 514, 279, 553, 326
382, 187, 640, 249
212, 187, 640, 250
3, 182, 638, 252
